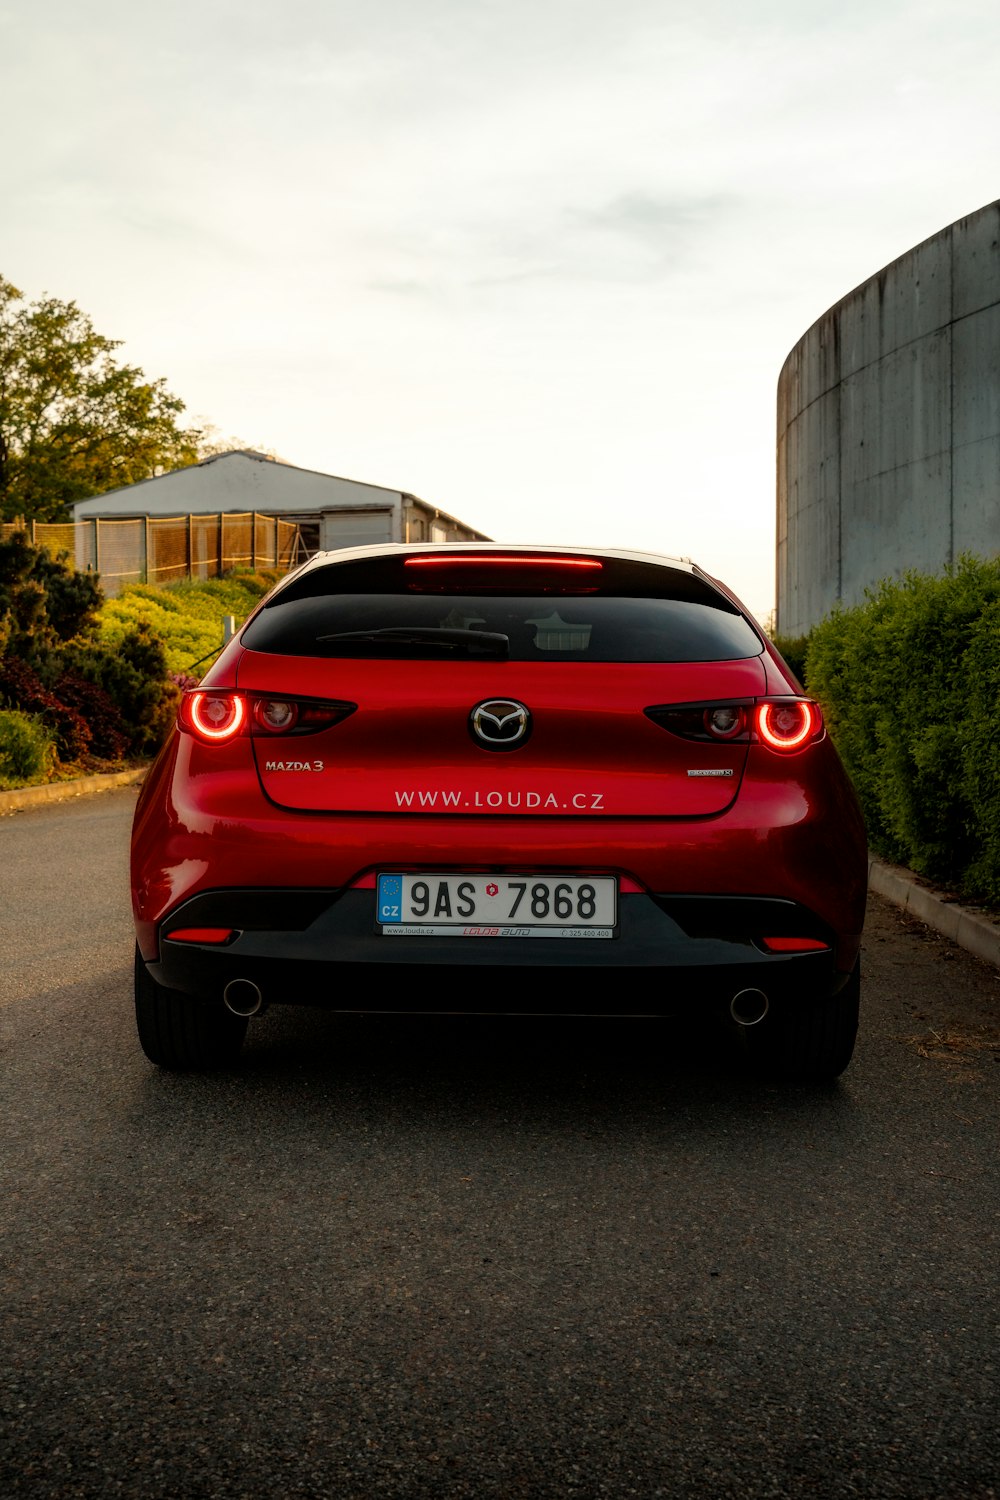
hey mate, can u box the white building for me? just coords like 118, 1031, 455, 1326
72, 449, 491, 554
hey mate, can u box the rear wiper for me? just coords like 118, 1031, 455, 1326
315, 627, 510, 658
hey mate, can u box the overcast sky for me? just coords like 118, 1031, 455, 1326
4, 0, 1000, 622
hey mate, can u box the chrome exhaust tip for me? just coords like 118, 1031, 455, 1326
730, 988, 769, 1027
223, 978, 266, 1018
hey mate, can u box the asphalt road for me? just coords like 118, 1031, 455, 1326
1, 787, 998, 1500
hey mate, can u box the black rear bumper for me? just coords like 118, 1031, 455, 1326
149, 887, 849, 1016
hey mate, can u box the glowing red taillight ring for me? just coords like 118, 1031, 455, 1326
187, 691, 246, 741
755, 701, 818, 752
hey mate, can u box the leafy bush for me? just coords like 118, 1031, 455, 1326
0, 531, 50, 660
0, 710, 56, 788
805, 556, 1000, 902
0, 654, 92, 762
61, 626, 178, 759
53, 670, 130, 762
770, 633, 811, 690
0, 546, 287, 787
28, 546, 103, 642
0, 530, 102, 660
0, 532, 185, 776
958, 597, 1000, 897
99, 570, 277, 677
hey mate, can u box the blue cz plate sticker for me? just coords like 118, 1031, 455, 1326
377, 874, 404, 923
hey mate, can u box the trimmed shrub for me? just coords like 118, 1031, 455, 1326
953, 596, 1000, 899
770, 633, 811, 690
0, 710, 56, 788
805, 556, 1000, 902
99, 570, 278, 678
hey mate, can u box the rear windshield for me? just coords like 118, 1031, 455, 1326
240, 554, 764, 664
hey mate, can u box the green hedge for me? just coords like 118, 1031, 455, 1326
779, 556, 1000, 904
99, 571, 279, 679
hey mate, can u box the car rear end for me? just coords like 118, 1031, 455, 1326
131, 544, 867, 1076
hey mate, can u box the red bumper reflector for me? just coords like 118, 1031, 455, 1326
760, 936, 830, 953
166, 927, 238, 945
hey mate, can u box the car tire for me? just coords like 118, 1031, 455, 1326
134, 945, 248, 1070
743, 957, 861, 1082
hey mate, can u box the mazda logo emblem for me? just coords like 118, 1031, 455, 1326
469, 699, 531, 751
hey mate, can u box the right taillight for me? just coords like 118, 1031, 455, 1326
754, 700, 822, 752
646, 697, 823, 753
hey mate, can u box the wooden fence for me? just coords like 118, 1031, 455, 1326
0, 514, 304, 596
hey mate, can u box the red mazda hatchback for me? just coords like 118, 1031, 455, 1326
131, 543, 867, 1079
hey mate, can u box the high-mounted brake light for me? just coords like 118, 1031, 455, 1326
403, 554, 603, 594
403, 555, 602, 573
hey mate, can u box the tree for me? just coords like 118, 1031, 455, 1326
194, 420, 286, 462
0, 275, 201, 522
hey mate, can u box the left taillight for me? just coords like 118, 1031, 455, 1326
181, 691, 247, 742
178, 691, 356, 745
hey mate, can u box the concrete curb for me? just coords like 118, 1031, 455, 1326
3, 770, 999, 971
868, 855, 1000, 969
0, 766, 148, 815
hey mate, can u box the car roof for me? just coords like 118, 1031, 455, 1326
282, 540, 704, 587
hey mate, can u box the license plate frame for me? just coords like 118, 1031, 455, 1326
376, 872, 617, 938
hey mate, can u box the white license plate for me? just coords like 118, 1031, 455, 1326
377, 873, 617, 938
